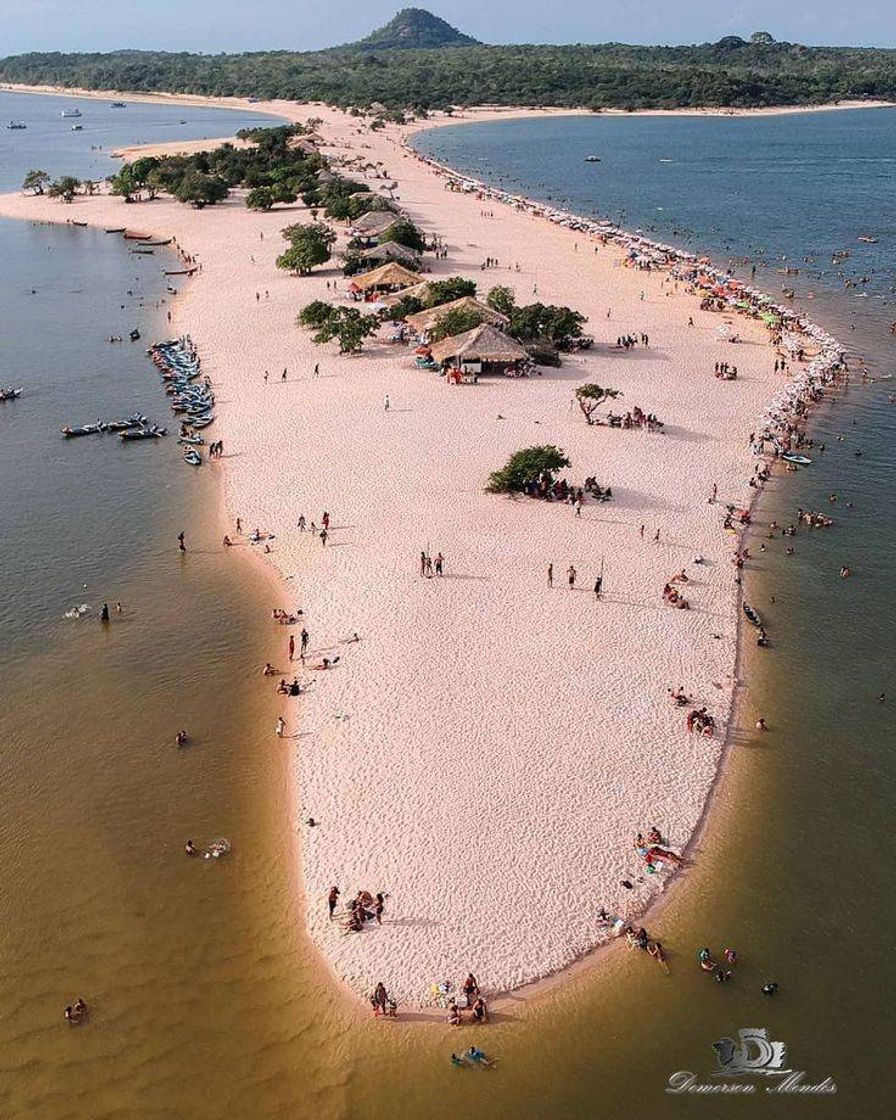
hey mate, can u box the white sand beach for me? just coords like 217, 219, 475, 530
0, 99, 833, 1006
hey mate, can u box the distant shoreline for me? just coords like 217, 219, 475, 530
2, 80, 894, 122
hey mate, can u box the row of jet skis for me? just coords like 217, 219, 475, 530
58, 339, 215, 465
149, 338, 216, 466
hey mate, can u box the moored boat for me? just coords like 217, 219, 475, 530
743, 602, 763, 629
781, 451, 812, 465
0, 387, 23, 401
120, 424, 166, 440
61, 423, 102, 438
7, 120, 27, 130
182, 447, 202, 466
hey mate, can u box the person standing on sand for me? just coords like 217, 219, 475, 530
639, 525, 645, 539
297, 515, 305, 532
276, 716, 285, 738
320, 528, 328, 547
435, 553, 444, 576
177, 531, 186, 552
574, 498, 582, 518
653, 529, 661, 543
384, 394, 390, 412
322, 512, 330, 531
288, 634, 295, 662
300, 628, 309, 659
236, 517, 242, 533
420, 551, 427, 577
313, 363, 320, 378
547, 563, 553, 587
567, 565, 577, 589
328, 885, 340, 920
281, 370, 287, 382
594, 576, 602, 599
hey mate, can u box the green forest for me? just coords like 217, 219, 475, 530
2, 37, 896, 111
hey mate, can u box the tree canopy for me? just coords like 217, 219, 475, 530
3, 39, 895, 111
278, 221, 337, 274
22, 169, 49, 195
312, 306, 379, 353
575, 384, 623, 424
487, 445, 571, 494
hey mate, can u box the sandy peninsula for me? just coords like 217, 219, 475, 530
0, 95, 832, 1006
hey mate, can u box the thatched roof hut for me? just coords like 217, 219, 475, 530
379, 280, 434, 308
350, 262, 421, 292
350, 209, 402, 236
405, 297, 508, 334
360, 240, 421, 266
429, 324, 529, 369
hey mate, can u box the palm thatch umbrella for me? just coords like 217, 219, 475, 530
405, 296, 508, 334
350, 262, 422, 292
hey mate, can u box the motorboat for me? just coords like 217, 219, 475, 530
61, 108, 82, 118
7, 120, 27, 130
104, 413, 149, 432
857, 235, 878, 244
584, 155, 601, 163
177, 433, 205, 445
781, 451, 811, 465
71, 124, 84, 131
121, 425, 166, 440
110, 101, 127, 108
182, 446, 202, 466
0, 387, 23, 401
61, 423, 102, 437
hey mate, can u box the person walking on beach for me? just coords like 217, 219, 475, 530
420, 551, 427, 577
297, 515, 306, 532
300, 627, 309, 659
288, 634, 295, 662
424, 555, 433, 578
276, 716, 286, 738
322, 512, 330, 531
594, 576, 603, 599
710, 483, 717, 504
320, 528, 328, 547
281, 370, 287, 382
236, 517, 242, 533
177, 531, 186, 552
567, 565, 577, 589
384, 394, 390, 412
434, 553, 444, 576
328, 885, 340, 920
313, 363, 320, 379
653, 529, 661, 543
639, 524, 645, 539
547, 563, 553, 587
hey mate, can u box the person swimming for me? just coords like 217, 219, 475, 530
467, 1046, 497, 1068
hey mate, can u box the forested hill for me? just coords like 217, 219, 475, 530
2, 37, 896, 111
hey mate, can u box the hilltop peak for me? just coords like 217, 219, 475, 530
350, 8, 481, 50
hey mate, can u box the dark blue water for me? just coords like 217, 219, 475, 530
414, 109, 896, 313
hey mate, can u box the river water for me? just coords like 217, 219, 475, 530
1, 96, 894, 1117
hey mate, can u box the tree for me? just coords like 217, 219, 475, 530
382, 294, 424, 321
487, 446, 571, 494
277, 221, 336, 274
429, 305, 486, 342
246, 186, 275, 211
575, 384, 622, 425
22, 169, 49, 195
509, 303, 587, 348
424, 276, 476, 307
48, 176, 81, 203
750, 31, 776, 44
380, 218, 425, 252
173, 172, 229, 208
486, 285, 516, 316
297, 300, 337, 329
312, 307, 379, 354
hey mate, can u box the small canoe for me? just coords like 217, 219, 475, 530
105, 227, 126, 233
61, 424, 102, 437
743, 602, 763, 629
781, 452, 811, 465
183, 447, 202, 466
123, 231, 151, 240
164, 267, 197, 276
138, 238, 173, 247
130, 248, 154, 255
71, 220, 88, 227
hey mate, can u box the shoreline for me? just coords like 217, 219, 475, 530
0, 94, 843, 1015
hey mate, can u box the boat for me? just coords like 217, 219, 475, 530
105, 227, 126, 234
164, 267, 198, 276
188, 414, 215, 429
61, 423, 102, 438
138, 238, 173, 247
742, 602, 763, 629
110, 101, 127, 108
177, 433, 205, 445
781, 451, 812, 465
123, 231, 151, 240
7, 120, 27, 130
70, 124, 84, 131
61, 108, 82, 118
183, 447, 202, 466
104, 413, 149, 432
121, 425, 166, 440
0, 387, 23, 401
584, 156, 601, 163
130, 248, 154, 255
857, 235, 878, 244
71, 220, 88, 226
129, 329, 141, 341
